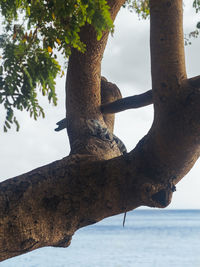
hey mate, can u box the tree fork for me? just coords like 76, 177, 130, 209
0, 140, 176, 262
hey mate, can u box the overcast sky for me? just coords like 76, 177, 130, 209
0, 0, 200, 209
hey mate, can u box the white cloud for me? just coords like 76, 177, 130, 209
102, 8, 151, 92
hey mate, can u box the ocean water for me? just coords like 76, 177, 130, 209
1, 209, 200, 267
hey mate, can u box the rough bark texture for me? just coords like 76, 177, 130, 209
1, 0, 200, 262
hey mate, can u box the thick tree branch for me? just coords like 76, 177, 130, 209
0, 132, 179, 262
4, 94, 200, 261
101, 90, 153, 114
188, 75, 200, 88
65, 1, 126, 152
150, 0, 187, 109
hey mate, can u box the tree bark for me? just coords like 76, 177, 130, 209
65, 0, 126, 156
149, 0, 200, 185
1, 0, 200, 262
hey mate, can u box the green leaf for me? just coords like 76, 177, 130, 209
3, 125, 7, 132
0, 0, 114, 131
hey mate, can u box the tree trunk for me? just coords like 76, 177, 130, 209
1, 0, 200, 262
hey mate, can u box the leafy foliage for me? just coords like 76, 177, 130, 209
190, 1, 200, 39
0, 31, 60, 131
184, 1, 200, 45
193, 0, 200, 12
124, 0, 149, 19
0, 0, 113, 131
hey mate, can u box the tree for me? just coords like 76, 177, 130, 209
1, 0, 200, 262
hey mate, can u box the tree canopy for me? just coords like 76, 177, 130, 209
0, 0, 114, 131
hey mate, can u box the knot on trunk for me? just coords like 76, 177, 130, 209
142, 182, 175, 208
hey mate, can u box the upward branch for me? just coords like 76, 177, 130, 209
150, 0, 187, 110
65, 0, 126, 153
147, 0, 200, 186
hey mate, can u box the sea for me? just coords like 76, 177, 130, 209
1, 209, 200, 267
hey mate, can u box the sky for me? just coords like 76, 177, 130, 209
0, 0, 200, 209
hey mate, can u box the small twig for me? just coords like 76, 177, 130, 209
123, 211, 127, 227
